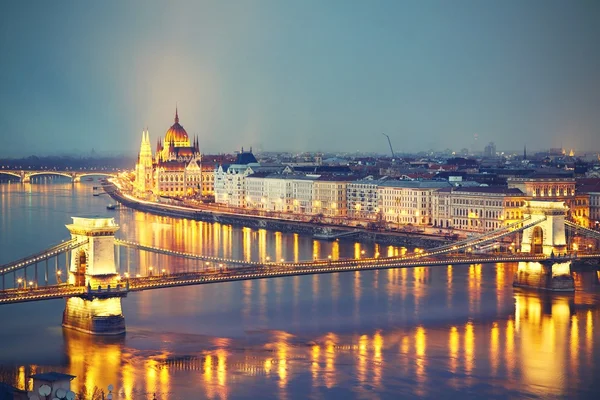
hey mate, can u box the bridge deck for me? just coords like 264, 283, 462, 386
2, 252, 598, 304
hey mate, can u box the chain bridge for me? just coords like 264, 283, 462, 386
0, 200, 598, 335
0, 169, 116, 183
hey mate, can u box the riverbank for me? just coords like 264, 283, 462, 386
104, 183, 451, 248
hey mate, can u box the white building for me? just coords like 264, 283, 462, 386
433, 187, 527, 232
214, 163, 257, 207
378, 181, 451, 226
346, 177, 386, 220
245, 173, 320, 213
312, 176, 353, 217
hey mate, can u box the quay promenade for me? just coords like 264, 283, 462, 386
103, 182, 452, 249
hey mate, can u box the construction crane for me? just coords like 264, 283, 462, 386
382, 133, 395, 158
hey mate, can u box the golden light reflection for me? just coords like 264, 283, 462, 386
146, 359, 158, 398
264, 357, 273, 376
17, 366, 25, 391
354, 242, 362, 259
325, 333, 337, 388
496, 263, 505, 310
312, 240, 321, 260
331, 241, 340, 260
387, 245, 394, 257
516, 293, 572, 396
586, 310, 593, 362
505, 318, 515, 378
258, 229, 267, 261
243, 227, 252, 262
449, 326, 459, 374
490, 322, 499, 376
373, 331, 383, 388
203, 355, 214, 399
217, 349, 227, 389
415, 326, 426, 391
570, 315, 579, 373
447, 265, 453, 305
468, 264, 482, 313
122, 362, 134, 399
311, 344, 320, 384
277, 338, 289, 390
293, 233, 299, 263
357, 334, 368, 385
464, 321, 475, 375
275, 231, 283, 262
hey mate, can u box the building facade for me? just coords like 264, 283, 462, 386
433, 187, 527, 232
312, 176, 352, 217
133, 108, 203, 197
378, 181, 451, 226
347, 178, 383, 220
508, 176, 589, 227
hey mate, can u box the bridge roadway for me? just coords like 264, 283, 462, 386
2, 252, 599, 305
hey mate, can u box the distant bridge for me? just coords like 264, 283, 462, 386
0, 169, 117, 183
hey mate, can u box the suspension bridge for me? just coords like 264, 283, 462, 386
0, 200, 598, 335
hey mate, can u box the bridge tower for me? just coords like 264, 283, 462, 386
520, 200, 568, 256
62, 217, 126, 335
515, 200, 573, 292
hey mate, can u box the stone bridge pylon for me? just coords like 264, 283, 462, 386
62, 217, 126, 335
515, 200, 574, 292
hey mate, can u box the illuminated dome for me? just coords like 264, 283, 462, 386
164, 108, 190, 147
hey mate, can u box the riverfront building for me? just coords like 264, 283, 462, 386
378, 181, 451, 226
134, 108, 203, 197
507, 176, 590, 227
433, 187, 527, 232
346, 178, 387, 220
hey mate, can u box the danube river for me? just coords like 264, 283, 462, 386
1, 179, 599, 399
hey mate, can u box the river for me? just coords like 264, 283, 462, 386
0, 178, 599, 399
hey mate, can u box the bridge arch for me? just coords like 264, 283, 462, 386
73, 172, 116, 182
0, 171, 22, 180
531, 226, 544, 255
26, 172, 74, 182
73, 248, 89, 286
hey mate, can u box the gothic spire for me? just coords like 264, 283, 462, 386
175, 104, 179, 124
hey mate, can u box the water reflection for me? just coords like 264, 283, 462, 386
2, 182, 600, 398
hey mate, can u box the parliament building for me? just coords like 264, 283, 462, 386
134, 108, 204, 197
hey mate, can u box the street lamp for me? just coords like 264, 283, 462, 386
149, 266, 154, 276
161, 268, 166, 276
17, 278, 22, 289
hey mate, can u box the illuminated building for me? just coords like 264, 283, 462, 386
312, 175, 354, 216
347, 178, 386, 220
433, 187, 527, 232
378, 181, 451, 226
508, 176, 590, 227
134, 108, 202, 197
245, 173, 318, 212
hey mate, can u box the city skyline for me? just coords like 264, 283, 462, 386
1, 1, 600, 157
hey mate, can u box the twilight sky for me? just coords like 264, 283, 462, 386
1, 0, 599, 157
